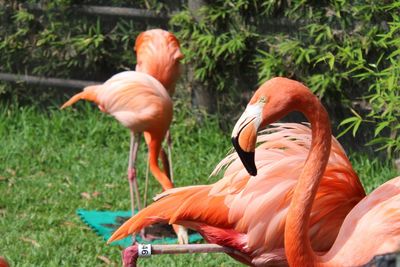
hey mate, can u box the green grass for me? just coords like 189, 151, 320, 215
0, 101, 237, 267
351, 154, 398, 193
0, 102, 397, 266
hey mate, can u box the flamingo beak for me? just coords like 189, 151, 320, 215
231, 103, 263, 176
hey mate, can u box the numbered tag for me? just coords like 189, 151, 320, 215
138, 244, 152, 257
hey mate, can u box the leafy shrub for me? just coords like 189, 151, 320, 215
1, 0, 399, 157
170, 0, 400, 158
0, 0, 168, 100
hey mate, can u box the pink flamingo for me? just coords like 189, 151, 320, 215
134, 28, 184, 189
61, 71, 187, 243
107, 78, 367, 266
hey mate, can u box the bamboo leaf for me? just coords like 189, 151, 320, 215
374, 121, 389, 136
339, 116, 358, 126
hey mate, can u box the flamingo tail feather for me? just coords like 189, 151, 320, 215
60, 85, 100, 109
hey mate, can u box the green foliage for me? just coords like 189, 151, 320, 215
170, 2, 259, 92
351, 153, 398, 193
335, 4, 400, 157
170, 0, 400, 158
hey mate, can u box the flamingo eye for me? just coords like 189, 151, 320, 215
259, 96, 267, 104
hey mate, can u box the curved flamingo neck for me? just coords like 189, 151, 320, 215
147, 135, 174, 191
284, 93, 332, 266
138, 60, 178, 96
156, 71, 178, 96
160, 79, 176, 96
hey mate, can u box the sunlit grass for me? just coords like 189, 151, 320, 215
0, 101, 397, 266
350, 154, 398, 194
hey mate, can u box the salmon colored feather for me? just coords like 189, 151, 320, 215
60, 85, 100, 109
63, 71, 172, 134
108, 114, 365, 265
135, 29, 184, 96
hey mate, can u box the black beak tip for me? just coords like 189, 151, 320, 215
248, 168, 257, 176
231, 137, 257, 176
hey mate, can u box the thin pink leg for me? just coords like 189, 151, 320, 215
166, 130, 174, 183
127, 170, 136, 216
127, 132, 142, 242
128, 132, 142, 213
128, 132, 155, 242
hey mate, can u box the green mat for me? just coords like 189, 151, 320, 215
77, 209, 203, 247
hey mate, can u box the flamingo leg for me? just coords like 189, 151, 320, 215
166, 130, 174, 183
128, 132, 142, 243
163, 131, 188, 244
128, 133, 158, 242
143, 155, 150, 207
122, 244, 248, 267
129, 132, 154, 242
140, 156, 155, 242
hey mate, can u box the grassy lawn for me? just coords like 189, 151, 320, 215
0, 101, 397, 266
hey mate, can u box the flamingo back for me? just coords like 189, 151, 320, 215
135, 29, 184, 95
322, 176, 400, 266
94, 71, 172, 133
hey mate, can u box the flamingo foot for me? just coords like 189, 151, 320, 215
122, 244, 138, 267
173, 225, 189, 244
130, 233, 137, 245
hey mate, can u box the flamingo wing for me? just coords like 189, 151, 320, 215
107, 185, 234, 241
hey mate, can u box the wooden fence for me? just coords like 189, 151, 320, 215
0, 3, 175, 89
0, 72, 98, 89
22, 3, 172, 20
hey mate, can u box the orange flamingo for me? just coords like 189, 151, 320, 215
61, 71, 187, 243
135, 28, 186, 239
239, 78, 398, 266
134, 28, 184, 187
233, 77, 400, 266
107, 78, 366, 266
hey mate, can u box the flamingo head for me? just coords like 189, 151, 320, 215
231, 77, 309, 176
